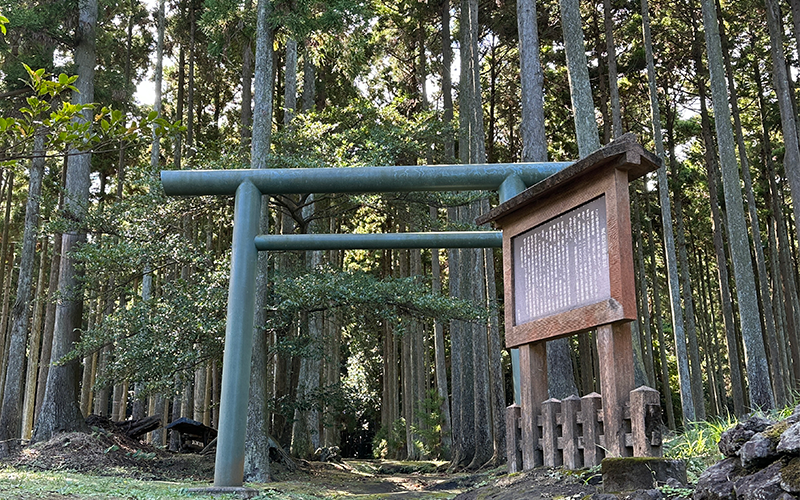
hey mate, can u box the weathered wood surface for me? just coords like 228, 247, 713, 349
519, 342, 547, 469
596, 322, 634, 457
505, 405, 522, 473
505, 386, 661, 471
477, 133, 660, 226
501, 163, 639, 347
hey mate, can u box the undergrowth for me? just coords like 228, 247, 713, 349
662, 399, 800, 483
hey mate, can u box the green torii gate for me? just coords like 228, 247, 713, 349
160, 160, 571, 488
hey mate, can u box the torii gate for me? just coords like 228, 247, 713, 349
161, 158, 571, 488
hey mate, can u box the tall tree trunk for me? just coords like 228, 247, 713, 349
757, 60, 800, 388
560, 0, 600, 156
150, 0, 165, 169
633, 189, 656, 387
643, 192, 676, 430
698, 76, 746, 416
482, 200, 506, 466
429, 207, 452, 460
241, 0, 253, 147
665, 107, 705, 420
603, 0, 622, 138
717, 21, 784, 405
34, 164, 66, 422
765, 0, 800, 248
441, 0, 454, 162
517, 0, 547, 171
284, 39, 298, 125
642, 0, 694, 423
301, 43, 315, 112
33, 0, 96, 441
21, 239, 49, 440
700, 0, 774, 410
0, 131, 46, 454
243, 0, 273, 481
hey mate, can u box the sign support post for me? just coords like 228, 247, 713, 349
478, 134, 661, 470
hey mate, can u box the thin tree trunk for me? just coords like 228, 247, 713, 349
241, 0, 253, 147
700, 0, 774, 410
604, 0, 622, 138
0, 131, 46, 453
756, 57, 800, 389
697, 72, 747, 416
150, 0, 165, 168
429, 207, 452, 460
665, 107, 705, 420
482, 199, 505, 467
765, 0, 800, 250
632, 187, 655, 387
643, 191, 676, 430
442, 0, 454, 162
21, 239, 48, 440
284, 39, 297, 125
642, 0, 694, 423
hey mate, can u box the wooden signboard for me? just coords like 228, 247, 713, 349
479, 134, 660, 348
478, 134, 660, 468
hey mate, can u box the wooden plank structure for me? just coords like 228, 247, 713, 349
478, 134, 663, 471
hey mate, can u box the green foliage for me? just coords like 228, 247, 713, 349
412, 388, 448, 460
664, 416, 735, 482
1, 64, 179, 167
268, 265, 481, 331
372, 418, 407, 459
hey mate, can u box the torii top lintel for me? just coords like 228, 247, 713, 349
160, 161, 573, 197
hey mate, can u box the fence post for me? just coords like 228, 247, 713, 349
581, 392, 603, 467
562, 394, 582, 469
630, 385, 663, 457
542, 398, 562, 467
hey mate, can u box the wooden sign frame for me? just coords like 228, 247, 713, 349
478, 135, 660, 349
479, 134, 661, 467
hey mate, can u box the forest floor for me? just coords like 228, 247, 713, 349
0, 427, 609, 499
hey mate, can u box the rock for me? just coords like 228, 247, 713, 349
602, 458, 686, 493
780, 457, 800, 493
623, 489, 664, 500
734, 459, 784, 500
591, 494, 618, 500
778, 422, 800, 455
694, 457, 739, 500
740, 432, 779, 468
719, 416, 774, 457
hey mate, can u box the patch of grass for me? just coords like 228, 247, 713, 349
0, 465, 269, 499
663, 415, 735, 482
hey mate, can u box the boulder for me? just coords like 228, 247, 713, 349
602, 458, 686, 493
778, 423, 800, 455
733, 459, 785, 500
739, 432, 779, 468
718, 416, 774, 457
694, 457, 738, 500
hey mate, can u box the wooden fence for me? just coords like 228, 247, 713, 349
506, 385, 663, 472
